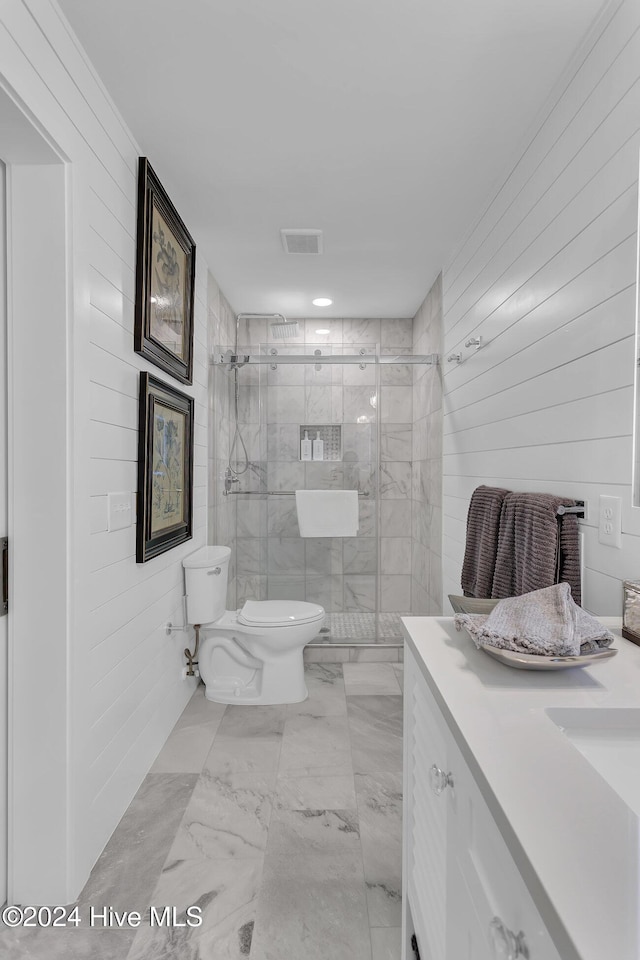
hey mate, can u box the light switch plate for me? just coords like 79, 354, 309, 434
598, 495, 622, 548
108, 492, 132, 532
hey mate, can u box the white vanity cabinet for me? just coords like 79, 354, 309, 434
402, 645, 563, 960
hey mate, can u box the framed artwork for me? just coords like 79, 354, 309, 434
137, 372, 194, 563
134, 157, 196, 384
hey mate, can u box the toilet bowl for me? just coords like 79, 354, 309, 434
182, 546, 325, 705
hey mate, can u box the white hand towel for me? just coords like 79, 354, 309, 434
295, 489, 359, 537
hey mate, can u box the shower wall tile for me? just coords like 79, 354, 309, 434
305, 575, 344, 612
305, 539, 343, 576
380, 501, 411, 538
304, 318, 344, 344
380, 425, 412, 462
411, 274, 443, 618
343, 319, 381, 344
381, 318, 412, 349
380, 361, 412, 386
269, 386, 305, 423
237, 575, 267, 604
238, 385, 261, 424
267, 499, 300, 537
331, 385, 344, 423
381, 539, 411, 576
344, 576, 376, 612
267, 423, 299, 461
267, 361, 305, 387
238, 315, 267, 344
267, 461, 305, 493
236, 500, 268, 538
343, 386, 377, 423
343, 538, 377, 575
305, 462, 344, 489
268, 538, 305, 576
380, 386, 412, 424
305, 385, 333, 422
379, 462, 411, 499
380, 575, 411, 612
344, 463, 375, 497
268, 575, 306, 601
304, 360, 334, 387
237, 539, 268, 576
343, 362, 376, 387
358, 499, 377, 538
343, 424, 374, 463
411, 541, 430, 589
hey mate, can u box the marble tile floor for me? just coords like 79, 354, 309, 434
1, 661, 404, 960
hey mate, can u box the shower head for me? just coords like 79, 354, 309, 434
236, 313, 300, 340
270, 318, 300, 339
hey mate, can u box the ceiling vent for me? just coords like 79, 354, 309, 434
280, 229, 323, 255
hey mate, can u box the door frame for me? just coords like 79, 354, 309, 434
1, 78, 78, 905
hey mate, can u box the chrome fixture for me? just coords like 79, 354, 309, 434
225, 489, 370, 497
556, 501, 586, 518
465, 336, 483, 350
223, 466, 240, 495
447, 353, 462, 363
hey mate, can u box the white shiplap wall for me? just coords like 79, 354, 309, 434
442, 0, 640, 614
1, 0, 210, 898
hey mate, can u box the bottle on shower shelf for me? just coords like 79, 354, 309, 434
301, 430, 312, 461
312, 431, 324, 460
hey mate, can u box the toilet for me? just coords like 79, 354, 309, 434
182, 545, 325, 704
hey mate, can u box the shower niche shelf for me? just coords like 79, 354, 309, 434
300, 424, 342, 461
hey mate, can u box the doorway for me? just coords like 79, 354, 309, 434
0, 160, 7, 907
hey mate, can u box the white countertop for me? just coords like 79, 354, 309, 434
401, 616, 640, 960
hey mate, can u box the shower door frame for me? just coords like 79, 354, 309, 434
216, 345, 437, 646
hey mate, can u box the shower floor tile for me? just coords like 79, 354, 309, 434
1, 663, 402, 960
315, 611, 410, 643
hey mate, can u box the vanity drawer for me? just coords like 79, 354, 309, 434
455, 761, 562, 960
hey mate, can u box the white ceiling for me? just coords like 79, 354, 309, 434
59, 0, 606, 319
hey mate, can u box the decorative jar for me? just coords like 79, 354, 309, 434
622, 579, 640, 646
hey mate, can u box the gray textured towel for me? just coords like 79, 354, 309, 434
455, 583, 613, 656
491, 492, 581, 605
461, 485, 511, 598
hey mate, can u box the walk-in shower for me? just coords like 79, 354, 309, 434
211, 320, 439, 648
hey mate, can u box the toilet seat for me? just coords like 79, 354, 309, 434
238, 599, 324, 628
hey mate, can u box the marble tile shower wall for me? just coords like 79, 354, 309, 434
230, 316, 414, 624
411, 274, 443, 615
207, 272, 238, 607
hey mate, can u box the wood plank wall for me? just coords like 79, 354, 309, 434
442, 0, 640, 614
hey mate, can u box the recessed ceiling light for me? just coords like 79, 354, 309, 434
312, 297, 332, 306
315, 329, 331, 335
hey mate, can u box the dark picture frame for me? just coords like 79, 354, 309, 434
134, 157, 196, 385
137, 372, 194, 563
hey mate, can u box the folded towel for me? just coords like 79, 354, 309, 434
491, 492, 582, 605
295, 489, 359, 537
461, 485, 511, 598
455, 583, 614, 657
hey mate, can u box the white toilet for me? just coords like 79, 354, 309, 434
182, 545, 325, 704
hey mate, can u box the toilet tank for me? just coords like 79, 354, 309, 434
182, 545, 231, 624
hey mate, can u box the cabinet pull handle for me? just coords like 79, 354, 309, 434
489, 916, 529, 959
428, 763, 454, 795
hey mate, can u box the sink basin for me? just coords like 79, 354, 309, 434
546, 708, 640, 817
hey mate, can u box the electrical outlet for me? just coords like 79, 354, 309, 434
598, 495, 622, 548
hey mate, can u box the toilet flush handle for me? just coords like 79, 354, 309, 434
208, 567, 222, 576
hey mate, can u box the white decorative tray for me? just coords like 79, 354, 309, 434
478, 643, 618, 671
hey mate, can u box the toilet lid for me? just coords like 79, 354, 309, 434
238, 599, 325, 627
